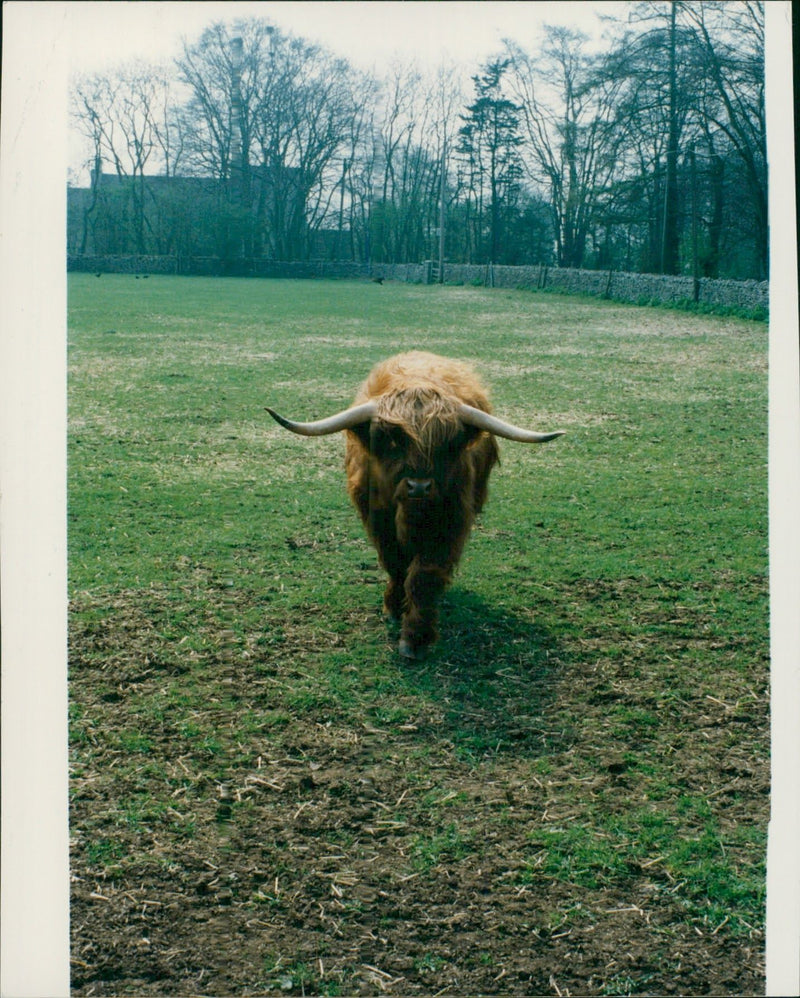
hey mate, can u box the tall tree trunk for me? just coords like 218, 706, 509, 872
706, 153, 724, 278
80, 156, 102, 254
661, 1, 680, 274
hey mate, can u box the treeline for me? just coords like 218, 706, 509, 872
69, 1, 766, 280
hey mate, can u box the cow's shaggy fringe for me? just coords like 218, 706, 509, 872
356, 352, 494, 467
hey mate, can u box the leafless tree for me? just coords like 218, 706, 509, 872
597, 0, 765, 278
177, 19, 367, 260
681, 1, 766, 276
67, 9, 765, 277
505, 28, 623, 269
71, 62, 177, 253
359, 60, 465, 264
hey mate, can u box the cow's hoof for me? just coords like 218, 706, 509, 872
399, 638, 429, 660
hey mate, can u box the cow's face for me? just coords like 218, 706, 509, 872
364, 415, 480, 510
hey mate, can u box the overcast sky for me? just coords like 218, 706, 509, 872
66, 1, 630, 76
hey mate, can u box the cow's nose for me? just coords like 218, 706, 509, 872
406, 478, 433, 499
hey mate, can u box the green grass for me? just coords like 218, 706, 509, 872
68, 274, 769, 994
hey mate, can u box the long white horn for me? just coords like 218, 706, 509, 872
458, 403, 565, 443
266, 401, 378, 436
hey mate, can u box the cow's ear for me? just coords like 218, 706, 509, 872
462, 424, 484, 449
347, 421, 372, 450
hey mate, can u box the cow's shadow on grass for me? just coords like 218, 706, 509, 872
392, 587, 573, 760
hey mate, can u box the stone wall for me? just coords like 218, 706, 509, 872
69, 254, 179, 275
67, 254, 768, 313
434, 263, 768, 312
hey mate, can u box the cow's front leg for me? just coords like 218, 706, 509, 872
383, 575, 406, 620
399, 558, 452, 659
363, 505, 408, 620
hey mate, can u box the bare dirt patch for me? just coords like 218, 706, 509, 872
69, 578, 767, 996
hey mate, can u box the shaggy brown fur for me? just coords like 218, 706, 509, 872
344, 352, 500, 656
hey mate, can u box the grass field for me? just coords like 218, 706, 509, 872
68, 274, 769, 996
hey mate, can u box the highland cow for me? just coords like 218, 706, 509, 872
267, 351, 564, 657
